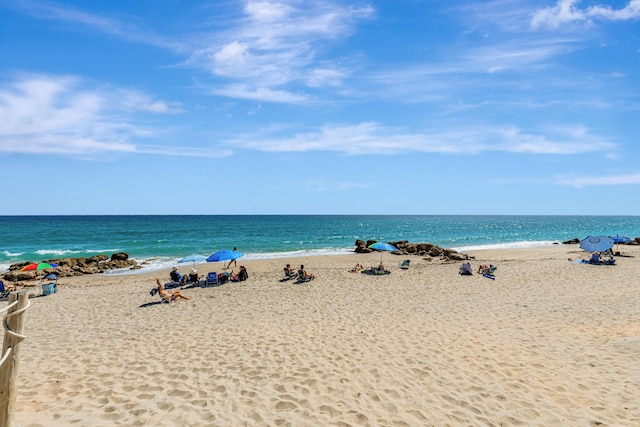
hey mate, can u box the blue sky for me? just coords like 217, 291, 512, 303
1, 0, 639, 215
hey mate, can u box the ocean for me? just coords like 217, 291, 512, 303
1, 215, 638, 274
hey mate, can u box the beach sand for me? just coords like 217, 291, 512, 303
6, 245, 640, 426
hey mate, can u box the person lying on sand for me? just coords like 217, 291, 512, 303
477, 264, 489, 274
349, 263, 364, 273
155, 278, 190, 301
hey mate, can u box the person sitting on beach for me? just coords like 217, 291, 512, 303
170, 267, 189, 285
298, 264, 316, 281
155, 278, 189, 302
231, 266, 248, 282
370, 262, 385, 274
284, 264, 297, 278
0, 280, 19, 295
477, 264, 489, 274
588, 252, 601, 264
189, 268, 199, 284
350, 263, 365, 273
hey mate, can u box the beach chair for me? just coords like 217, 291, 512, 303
169, 269, 189, 286
588, 253, 601, 264
482, 265, 497, 280
41, 283, 56, 296
0, 281, 11, 299
204, 272, 218, 287
40, 273, 58, 293
283, 266, 297, 280
296, 270, 314, 283
399, 260, 410, 269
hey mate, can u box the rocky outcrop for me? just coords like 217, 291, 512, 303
355, 240, 472, 261
1, 253, 138, 281
562, 238, 580, 244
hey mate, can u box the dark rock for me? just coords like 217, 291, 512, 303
562, 238, 580, 244
110, 252, 129, 261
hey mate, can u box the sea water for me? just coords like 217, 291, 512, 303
1, 215, 638, 274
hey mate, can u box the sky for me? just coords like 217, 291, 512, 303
1, 0, 639, 215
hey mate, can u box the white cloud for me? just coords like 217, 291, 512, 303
223, 122, 616, 155
0, 74, 190, 157
135, 101, 184, 114
188, 0, 374, 102
135, 145, 232, 159
307, 67, 347, 87
12, 0, 185, 51
118, 92, 184, 114
532, 0, 640, 29
211, 83, 308, 103
557, 172, 640, 187
588, 0, 640, 20
244, 1, 293, 21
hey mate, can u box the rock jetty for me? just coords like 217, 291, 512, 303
355, 239, 472, 261
2, 252, 139, 282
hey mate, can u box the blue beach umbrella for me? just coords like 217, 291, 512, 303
610, 235, 631, 244
368, 242, 398, 262
579, 236, 614, 253
610, 235, 632, 253
178, 254, 207, 268
206, 249, 244, 263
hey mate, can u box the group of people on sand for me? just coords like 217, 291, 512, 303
158, 263, 250, 303
348, 262, 387, 274
170, 267, 196, 285
457, 263, 497, 276
219, 265, 249, 284
284, 264, 316, 281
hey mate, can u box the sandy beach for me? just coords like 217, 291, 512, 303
6, 245, 640, 426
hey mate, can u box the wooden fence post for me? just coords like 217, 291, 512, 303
0, 292, 30, 427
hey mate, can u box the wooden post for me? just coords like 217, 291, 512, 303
0, 292, 29, 427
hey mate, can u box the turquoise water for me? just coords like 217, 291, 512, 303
1, 215, 638, 273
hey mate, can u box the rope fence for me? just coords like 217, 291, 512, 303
0, 292, 30, 427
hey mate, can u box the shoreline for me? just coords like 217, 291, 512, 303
2, 239, 575, 274
49, 243, 578, 284
8, 240, 583, 279
10, 244, 640, 426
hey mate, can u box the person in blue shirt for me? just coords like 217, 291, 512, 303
170, 267, 189, 284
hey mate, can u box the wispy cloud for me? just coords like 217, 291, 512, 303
224, 122, 616, 155
8, 0, 374, 104
361, 32, 581, 104
9, 0, 185, 51
188, 0, 374, 102
532, 0, 640, 29
0, 74, 215, 158
557, 172, 640, 187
